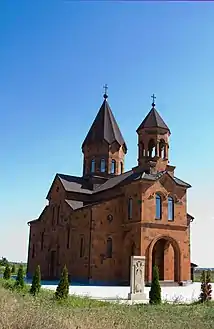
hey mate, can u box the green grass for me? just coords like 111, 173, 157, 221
1, 278, 214, 328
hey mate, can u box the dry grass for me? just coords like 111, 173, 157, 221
1, 280, 214, 329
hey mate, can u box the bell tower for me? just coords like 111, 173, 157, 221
136, 95, 171, 173
82, 86, 127, 177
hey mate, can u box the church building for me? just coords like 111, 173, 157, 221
27, 89, 194, 285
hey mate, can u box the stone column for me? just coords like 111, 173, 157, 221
128, 256, 147, 301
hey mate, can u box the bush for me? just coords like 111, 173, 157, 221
14, 265, 25, 289
3, 264, 11, 280
149, 265, 161, 304
30, 265, 41, 296
199, 270, 212, 303
55, 265, 69, 300
11, 264, 16, 274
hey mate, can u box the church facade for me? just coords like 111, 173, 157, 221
27, 91, 194, 285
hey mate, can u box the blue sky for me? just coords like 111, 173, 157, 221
0, 1, 213, 266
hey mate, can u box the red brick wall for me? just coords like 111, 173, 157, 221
27, 172, 191, 284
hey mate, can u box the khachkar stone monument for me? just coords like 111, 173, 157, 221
128, 256, 147, 301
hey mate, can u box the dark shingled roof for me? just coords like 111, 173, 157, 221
137, 108, 170, 133
55, 170, 191, 196
58, 174, 93, 194
82, 99, 127, 151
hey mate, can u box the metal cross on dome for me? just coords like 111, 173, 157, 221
103, 84, 108, 94
103, 84, 108, 99
151, 93, 156, 105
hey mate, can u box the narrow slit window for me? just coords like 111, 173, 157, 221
111, 160, 116, 174
80, 236, 85, 258
168, 197, 174, 221
106, 238, 112, 258
67, 227, 70, 249
156, 194, 162, 220
128, 198, 133, 220
91, 159, 95, 173
100, 159, 105, 172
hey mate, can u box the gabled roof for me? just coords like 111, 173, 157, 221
65, 199, 84, 210
82, 98, 127, 151
137, 107, 170, 133
58, 174, 93, 194
52, 170, 191, 197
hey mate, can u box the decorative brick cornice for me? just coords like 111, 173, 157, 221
141, 222, 187, 231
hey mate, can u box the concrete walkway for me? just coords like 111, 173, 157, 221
42, 282, 206, 303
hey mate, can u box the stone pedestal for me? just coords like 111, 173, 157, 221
128, 256, 147, 301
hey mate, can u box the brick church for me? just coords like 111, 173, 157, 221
27, 89, 194, 285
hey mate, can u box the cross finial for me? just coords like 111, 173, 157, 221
103, 84, 108, 99
151, 93, 156, 107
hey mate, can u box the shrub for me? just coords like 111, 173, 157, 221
30, 265, 41, 296
3, 264, 11, 280
55, 265, 69, 300
14, 265, 25, 289
199, 270, 212, 302
149, 265, 161, 304
11, 264, 16, 274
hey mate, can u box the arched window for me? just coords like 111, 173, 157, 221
57, 205, 60, 225
67, 227, 70, 249
52, 206, 55, 226
156, 194, 162, 220
100, 159, 106, 172
32, 244, 35, 258
80, 236, 85, 258
142, 143, 146, 157
111, 160, 116, 174
41, 232, 44, 250
106, 237, 112, 258
91, 159, 95, 173
128, 198, 133, 220
168, 197, 174, 221
148, 139, 156, 157
120, 162, 123, 174
159, 140, 165, 159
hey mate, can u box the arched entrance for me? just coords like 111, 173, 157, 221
147, 236, 180, 282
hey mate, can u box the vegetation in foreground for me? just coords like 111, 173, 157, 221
199, 270, 212, 303
149, 265, 161, 304
0, 279, 214, 329
194, 269, 214, 283
1, 258, 214, 328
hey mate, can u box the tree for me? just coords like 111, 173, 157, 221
149, 265, 161, 304
11, 264, 16, 274
15, 264, 25, 289
0, 257, 8, 266
55, 265, 69, 300
3, 263, 11, 280
199, 270, 212, 302
30, 265, 41, 296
